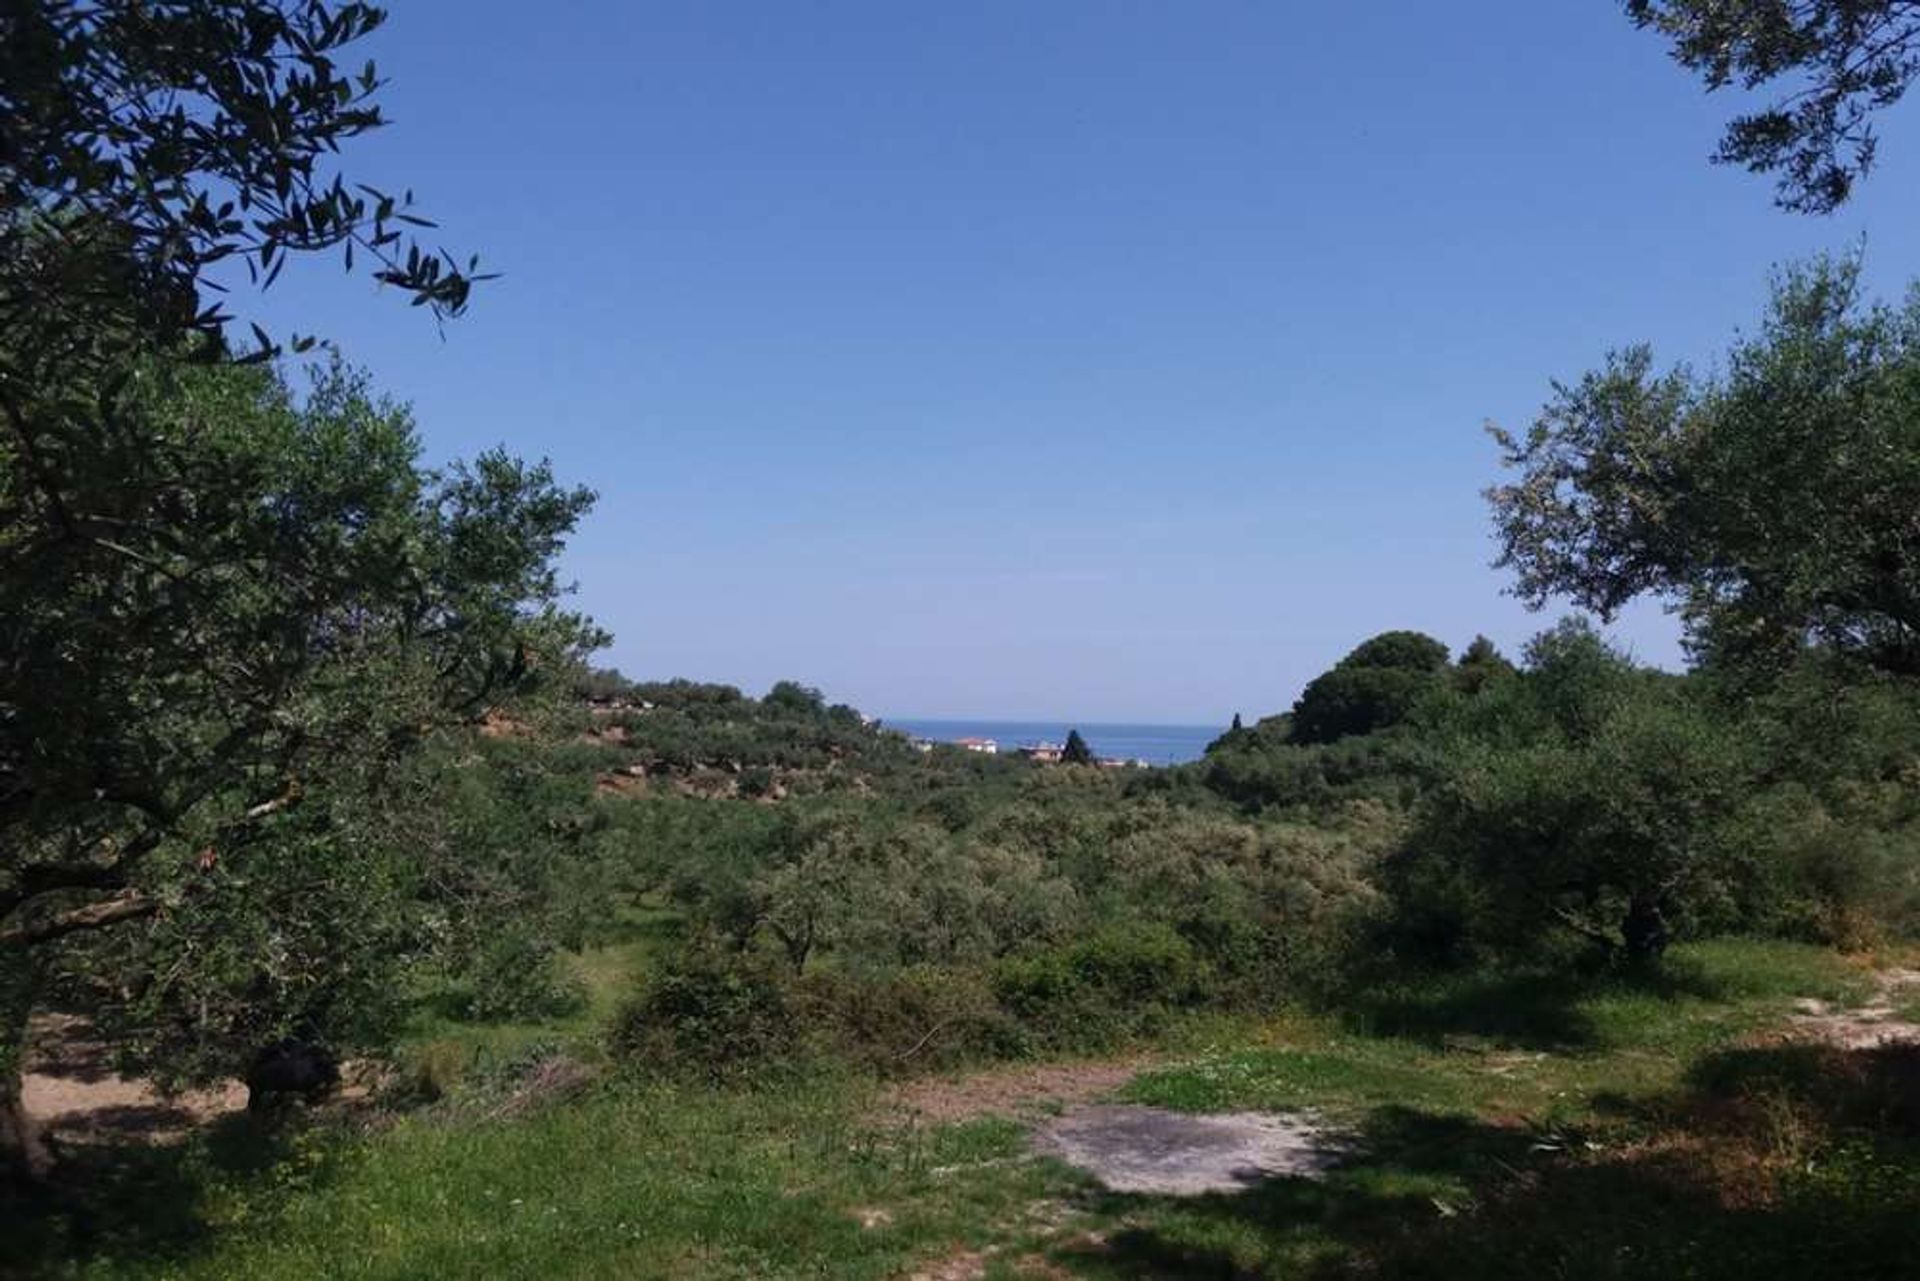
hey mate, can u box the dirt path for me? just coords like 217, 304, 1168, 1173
875, 1054, 1157, 1125
19, 1013, 247, 1154
1789, 967, 1920, 1049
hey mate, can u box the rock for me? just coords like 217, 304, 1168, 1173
1032, 1104, 1349, 1195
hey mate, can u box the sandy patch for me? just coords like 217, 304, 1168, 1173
20, 1013, 247, 1149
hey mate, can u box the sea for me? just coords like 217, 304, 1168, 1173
884, 719, 1223, 767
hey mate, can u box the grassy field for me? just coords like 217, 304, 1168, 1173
12, 939, 1919, 1280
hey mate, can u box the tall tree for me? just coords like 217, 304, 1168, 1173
1, 1, 512, 1177
1062, 730, 1095, 765
0, 358, 599, 1175
1626, 1, 1920, 212
1489, 256, 1920, 678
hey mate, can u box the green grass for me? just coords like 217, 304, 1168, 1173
12, 939, 1918, 1280
24, 1082, 1055, 1280
388, 904, 681, 1085
1126, 939, 1870, 1123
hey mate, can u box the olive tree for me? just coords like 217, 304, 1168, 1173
1626, 1, 1920, 212
1, 1, 528, 1177
1490, 257, 1920, 680
1400, 622, 1750, 964
0, 359, 598, 1174
2, 0, 482, 378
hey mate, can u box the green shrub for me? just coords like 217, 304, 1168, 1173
795, 965, 1025, 1071
611, 952, 795, 1078
454, 933, 588, 1023
992, 921, 1203, 1048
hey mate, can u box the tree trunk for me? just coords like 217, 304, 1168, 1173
0, 1078, 46, 1184
0, 956, 48, 1182
1621, 894, 1670, 966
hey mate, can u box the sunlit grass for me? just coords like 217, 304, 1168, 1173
28, 938, 1916, 1281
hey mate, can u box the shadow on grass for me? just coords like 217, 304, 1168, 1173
1048, 1044, 1920, 1280
0, 1111, 316, 1279
1332, 960, 1730, 1052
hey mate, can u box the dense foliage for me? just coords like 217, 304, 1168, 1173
0, 357, 598, 1171
1490, 257, 1920, 679
3, 8, 1918, 1271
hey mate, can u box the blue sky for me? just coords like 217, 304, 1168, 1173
248, 1, 1920, 722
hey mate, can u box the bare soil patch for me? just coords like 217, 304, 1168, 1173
1789, 967, 1920, 1049
20, 1014, 247, 1150
875, 1055, 1155, 1125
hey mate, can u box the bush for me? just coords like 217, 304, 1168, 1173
796, 965, 1025, 1072
453, 932, 588, 1023
992, 922, 1204, 1048
611, 952, 795, 1079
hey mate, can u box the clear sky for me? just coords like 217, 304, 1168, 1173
246, 1, 1920, 723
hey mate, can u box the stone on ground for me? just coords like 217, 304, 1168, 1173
1033, 1104, 1347, 1195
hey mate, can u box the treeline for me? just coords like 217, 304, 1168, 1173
571, 672, 913, 777
570, 258, 1920, 1078
1193, 620, 1920, 962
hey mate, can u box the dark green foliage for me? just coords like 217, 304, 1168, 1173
1, 0, 483, 373
1062, 729, 1094, 765
1290, 630, 1451, 744
1490, 257, 1920, 680
762, 681, 826, 717
1626, 1, 1920, 213
611, 952, 795, 1080
1454, 634, 1516, 693
0, 358, 599, 1171
991, 922, 1202, 1048
1389, 620, 1920, 963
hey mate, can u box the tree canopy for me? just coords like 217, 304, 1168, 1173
1062, 729, 1095, 765
1, 0, 482, 376
1290, 630, 1451, 744
1626, 1, 1920, 213
1489, 256, 1920, 678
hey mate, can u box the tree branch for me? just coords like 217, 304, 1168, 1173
0, 889, 156, 949
1547, 901, 1620, 953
